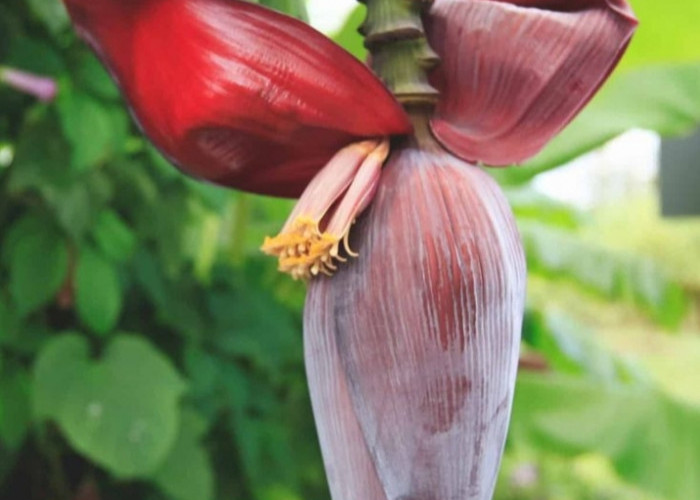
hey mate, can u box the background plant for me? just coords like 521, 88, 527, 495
0, 0, 698, 499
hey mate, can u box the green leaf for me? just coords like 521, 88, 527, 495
8, 116, 73, 195
208, 281, 302, 372
151, 410, 214, 500
139, 186, 199, 275
506, 188, 582, 229
520, 221, 688, 328
0, 371, 31, 451
523, 309, 644, 383
26, 0, 70, 35
224, 365, 300, 498
76, 246, 123, 335
183, 347, 314, 499
93, 211, 136, 263
7, 219, 68, 316
511, 373, 700, 500
0, 321, 52, 358
183, 348, 223, 421
33, 334, 186, 477
2, 215, 45, 264
132, 253, 207, 340
73, 51, 120, 100
494, 63, 700, 184
6, 37, 65, 75
33, 334, 86, 420
49, 182, 96, 241
57, 88, 127, 171
244, 195, 295, 259
0, 299, 20, 346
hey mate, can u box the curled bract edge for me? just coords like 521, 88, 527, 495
426, 0, 638, 166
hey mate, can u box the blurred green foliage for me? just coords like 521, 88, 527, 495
1, 1, 318, 499
0, 1, 698, 500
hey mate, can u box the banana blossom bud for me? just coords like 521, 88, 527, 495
262, 140, 389, 279
306, 143, 527, 500
60, 0, 637, 499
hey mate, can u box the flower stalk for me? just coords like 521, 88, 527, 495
360, 0, 439, 108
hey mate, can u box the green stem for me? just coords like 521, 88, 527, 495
359, 0, 439, 109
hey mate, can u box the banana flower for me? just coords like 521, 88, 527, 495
61, 0, 637, 499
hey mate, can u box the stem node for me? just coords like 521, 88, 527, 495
359, 0, 440, 109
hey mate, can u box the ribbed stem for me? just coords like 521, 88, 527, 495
359, 0, 439, 109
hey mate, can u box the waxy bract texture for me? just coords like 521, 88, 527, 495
306, 143, 526, 500
62, 0, 636, 197
62, 0, 410, 197
427, 0, 637, 165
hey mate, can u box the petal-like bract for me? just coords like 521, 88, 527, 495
62, 0, 411, 196
305, 142, 526, 500
426, 0, 637, 166
262, 140, 389, 279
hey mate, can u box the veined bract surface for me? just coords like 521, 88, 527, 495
306, 137, 526, 500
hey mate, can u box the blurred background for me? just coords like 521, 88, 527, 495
0, 0, 699, 499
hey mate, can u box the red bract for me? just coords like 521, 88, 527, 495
426, 0, 638, 165
62, 0, 636, 499
62, 0, 410, 197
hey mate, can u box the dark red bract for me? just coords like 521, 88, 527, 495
63, 0, 411, 197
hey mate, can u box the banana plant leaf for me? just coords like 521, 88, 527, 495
519, 221, 688, 329
512, 373, 700, 500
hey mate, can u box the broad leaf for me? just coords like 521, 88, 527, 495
207, 269, 302, 372
522, 309, 639, 382
33, 334, 186, 477
505, 188, 582, 229
57, 87, 127, 171
0, 371, 31, 451
151, 410, 214, 500
73, 51, 120, 100
76, 246, 123, 335
93, 211, 136, 263
8, 116, 72, 194
511, 373, 700, 500
520, 221, 688, 328
0, 299, 19, 346
26, 0, 70, 36
6, 217, 68, 316
183, 347, 315, 500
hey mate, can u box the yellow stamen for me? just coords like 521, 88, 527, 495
261, 139, 390, 280
261, 216, 353, 280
